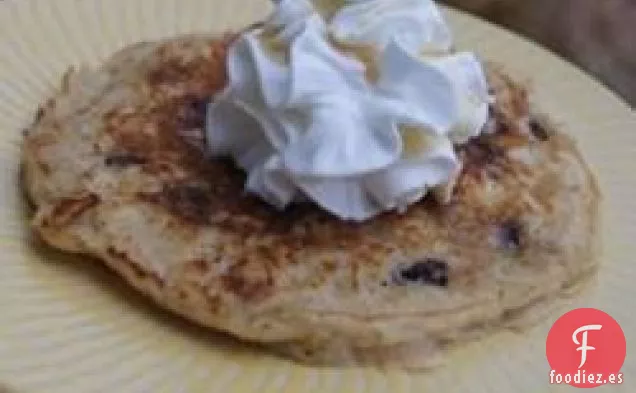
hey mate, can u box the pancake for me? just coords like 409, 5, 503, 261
21, 34, 601, 369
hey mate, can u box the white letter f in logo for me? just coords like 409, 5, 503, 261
572, 324, 602, 369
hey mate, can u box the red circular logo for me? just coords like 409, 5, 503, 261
546, 308, 626, 388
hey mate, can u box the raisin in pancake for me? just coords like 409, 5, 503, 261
21, 34, 601, 368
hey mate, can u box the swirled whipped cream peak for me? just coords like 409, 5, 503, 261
205, 0, 492, 221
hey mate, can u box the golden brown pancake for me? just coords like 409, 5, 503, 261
21, 34, 601, 368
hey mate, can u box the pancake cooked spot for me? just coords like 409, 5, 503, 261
139, 183, 214, 226
46, 194, 100, 227
105, 152, 147, 167
222, 257, 275, 302
530, 118, 550, 141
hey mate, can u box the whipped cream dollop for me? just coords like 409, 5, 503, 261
206, 0, 491, 221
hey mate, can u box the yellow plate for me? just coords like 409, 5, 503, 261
1, 1, 634, 392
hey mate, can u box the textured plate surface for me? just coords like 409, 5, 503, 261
0, 1, 635, 392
